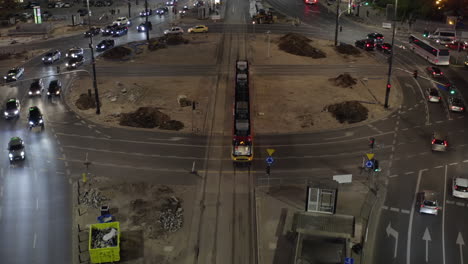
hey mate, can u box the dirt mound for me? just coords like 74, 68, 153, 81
102, 46, 132, 60
148, 38, 167, 51
329, 73, 357, 88
75, 93, 98, 110
119, 107, 170, 128
164, 35, 189, 45
327, 101, 368, 124
159, 120, 184, 131
278, 33, 326, 58
335, 43, 361, 55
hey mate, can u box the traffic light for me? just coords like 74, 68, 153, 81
369, 137, 375, 148
413, 70, 418, 79
373, 160, 381, 172
423, 31, 429, 37
363, 1, 369, 6
386, 84, 391, 90
450, 88, 456, 95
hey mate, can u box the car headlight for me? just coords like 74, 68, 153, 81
36, 91, 40, 94
29, 121, 33, 125
12, 76, 16, 79
65, 63, 69, 66
127, 21, 130, 24
48, 58, 52, 60
39, 119, 43, 124
14, 110, 18, 114
72, 63, 76, 66
56, 91, 60, 94
42, 58, 45, 60
28, 91, 32, 95
4, 111, 8, 116
20, 151, 24, 156
9, 153, 13, 158
3, 76, 6, 79
47, 92, 50, 95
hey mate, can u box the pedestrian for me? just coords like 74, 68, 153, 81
366, 10, 369, 17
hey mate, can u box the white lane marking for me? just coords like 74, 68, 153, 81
434, 165, 443, 169
0, 206, 2, 220
456, 202, 465, 207
407, 169, 424, 264
66, 169, 71, 176
56, 171, 65, 174
463, 160, 468, 163
1, 167, 3, 179
68, 178, 72, 184
436, 120, 444, 123
401, 209, 410, 214
449, 163, 458, 166
36, 199, 39, 210
446, 200, 455, 204
404, 171, 415, 175
33, 233, 37, 249
458, 116, 464, 119
95, 130, 102, 134
390, 207, 400, 212
34, 171, 37, 181
382, 205, 389, 210
0, 186, 3, 197
442, 165, 447, 264
389, 174, 398, 178
401, 128, 409, 131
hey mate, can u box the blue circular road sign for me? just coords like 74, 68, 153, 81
365, 160, 374, 168
266, 156, 274, 164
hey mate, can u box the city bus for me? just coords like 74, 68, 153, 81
409, 35, 450, 66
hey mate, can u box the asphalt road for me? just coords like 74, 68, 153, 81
2, 0, 468, 263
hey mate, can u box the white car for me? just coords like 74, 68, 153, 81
453, 178, 468, 198
113, 17, 130, 26
55, 1, 65, 8
163, 27, 184, 35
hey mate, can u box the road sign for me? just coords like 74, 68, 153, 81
267, 148, 275, 156
365, 160, 374, 168
266, 156, 274, 165
366, 153, 375, 160
344, 257, 354, 264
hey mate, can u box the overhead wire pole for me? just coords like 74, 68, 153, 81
86, 0, 101, 115
384, 0, 398, 109
145, 0, 149, 41
334, 0, 339, 46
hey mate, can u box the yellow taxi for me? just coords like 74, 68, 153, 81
188, 25, 208, 33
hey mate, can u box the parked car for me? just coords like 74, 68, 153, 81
137, 22, 152, 32
55, 1, 65, 8
112, 26, 128, 37
4, 67, 24, 83
96, 39, 115, 51
188, 25, 208, 33
29, 78, 44, 96
84, 26, 101, 37
445, 40, 467, 51
113, 16, 130, 26
42, 50, 61, 64
355, 39, 375, 51
376, 43, 392, 54
164, 26, 184, 35
66, 55, 85, 69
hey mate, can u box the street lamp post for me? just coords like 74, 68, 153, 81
384, 0, 398, 109
145, 0, 149, 41
334, 0, 339, 46
86, 0, 101, 114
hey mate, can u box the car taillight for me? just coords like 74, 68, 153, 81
444, 141, 448, 147
455, 185, 458, 190
366, 44, 370, 47
420, 204, 424, 208
461, 107, 465, 111
433, 71, 436, 74
432, 139, 436, 144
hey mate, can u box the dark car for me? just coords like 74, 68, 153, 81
29, 78, 44, 96
376, 43, 392, 54
28, 106, 44, 130
24, 1, 40, 9
137, 21, 152, 32
77, 8, 88, 16
102, 24, 118, 36
355, 39, 375, 51
42, 50, 61, 64
4, 67, 24, 83
4, 98, 20, 119
155, 7, 168, 15
426, 66, 443, 78
96, 39, 115, 51
8, 137, 25, 163
448, 97, 465, 112
139, 9, 152, 17
66, 55, 84, 69
94, 0, 105, 6
47, 80, 62, 97
112, 26, 128, 37
84, 26, 101, 37
48, 2, 56, 8
367, 32, 384, 43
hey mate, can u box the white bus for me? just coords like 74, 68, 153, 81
409, 35, 450, 66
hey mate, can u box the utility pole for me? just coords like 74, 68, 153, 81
334, 0, 339, 46
128, 2, 131, 18
145, 0, 149, 41
384, 0, 398, 109
86, 0, 101, 114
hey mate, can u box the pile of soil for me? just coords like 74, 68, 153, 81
119, 107, 185, 130
102, 46, 132, 60
75, 93, 98, 110
148, 38, 167, 51
329, 73, 357, 88
326, 101, 369, 124
164, 35, 190, 45
335, 43, 361, 55
278, 33, 326, 58
119, 107, 170, 128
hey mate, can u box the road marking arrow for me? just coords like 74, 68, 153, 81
457, 232, 465, 264
386, 222, 399, 258
422, 228, 432, 262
